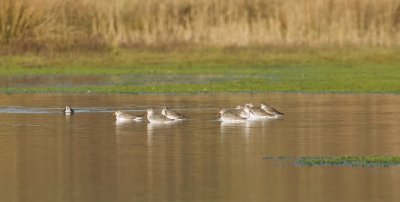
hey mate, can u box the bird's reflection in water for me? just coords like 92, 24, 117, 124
64, 113, 71, 122
147, 121, 181, 147
115, 120, 133, 135
220, 119, 273, 140
116, 119, 141, 126
220, 121, 249, 138
115, 119, 145, 139
146, 122, 177, 136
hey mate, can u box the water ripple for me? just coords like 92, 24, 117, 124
0, 106, 118, 114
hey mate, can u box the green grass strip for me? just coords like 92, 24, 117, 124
1, 48, 400, 94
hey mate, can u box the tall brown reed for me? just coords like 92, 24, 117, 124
1, 0, 400, 50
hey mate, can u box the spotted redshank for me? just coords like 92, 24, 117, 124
115, 110, 143, 121
161, 106, 188, 120
63, 106, 74, 114
146, 109, 174, 123
218, 109, 247, 122
260, 103, 284, 117
244, 103, 275, 119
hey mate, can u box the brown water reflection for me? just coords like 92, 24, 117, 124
0, 93, 399, 202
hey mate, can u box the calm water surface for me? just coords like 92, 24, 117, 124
0, 93, 399, 202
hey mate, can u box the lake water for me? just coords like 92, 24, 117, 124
0, 93, 399, 202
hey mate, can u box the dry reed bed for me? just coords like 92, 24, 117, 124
1, 0, 400, 50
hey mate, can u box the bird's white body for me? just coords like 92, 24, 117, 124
63, 106, 74, 114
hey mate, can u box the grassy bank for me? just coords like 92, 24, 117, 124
0, 48, 399, 94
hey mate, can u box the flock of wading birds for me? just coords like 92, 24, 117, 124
62, 103, 284, 123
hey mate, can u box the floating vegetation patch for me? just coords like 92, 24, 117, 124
264, 156, 400, 167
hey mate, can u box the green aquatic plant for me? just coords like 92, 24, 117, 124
264, 156, 400, 167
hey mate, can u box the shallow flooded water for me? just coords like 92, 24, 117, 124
0, 93, 399, 202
